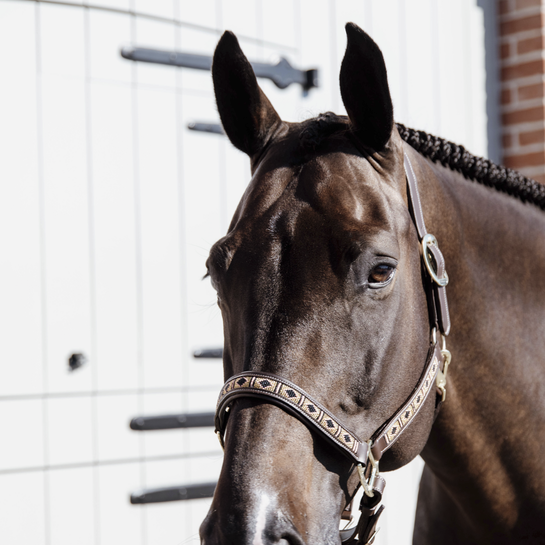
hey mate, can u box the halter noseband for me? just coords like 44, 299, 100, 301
213, 153, 452, 545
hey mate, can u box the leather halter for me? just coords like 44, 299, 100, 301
214, 153, 452, 545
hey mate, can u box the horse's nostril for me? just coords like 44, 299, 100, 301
277, 538, 302, 545
274, 530, 308, 545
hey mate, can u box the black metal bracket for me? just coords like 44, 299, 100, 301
131, 482, 216, 504
120, 46, 319, 91
193, 347, 223, 358
130, 412, 215, 431
187, 122, 224, 135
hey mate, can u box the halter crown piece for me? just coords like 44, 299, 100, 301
214, 153, 452, 545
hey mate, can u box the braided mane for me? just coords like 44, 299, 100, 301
396, 123, 545, 211
298, 113, 545, 210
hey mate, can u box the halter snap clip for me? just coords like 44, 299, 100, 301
436, 335, 452, 402
358, 441, 380, 498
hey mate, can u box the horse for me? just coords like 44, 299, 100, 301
199, 23, 545, 545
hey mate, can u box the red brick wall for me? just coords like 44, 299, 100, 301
499, 0, 545, 183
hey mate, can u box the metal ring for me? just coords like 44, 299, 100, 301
421, 234, 449, 287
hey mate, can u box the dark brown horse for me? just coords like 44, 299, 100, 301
200, 23, 545, 545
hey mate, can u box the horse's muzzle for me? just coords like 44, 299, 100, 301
200, 399, 349, 545
199, 500, 312, 545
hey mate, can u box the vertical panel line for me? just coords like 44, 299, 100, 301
398, 0, 408, 119
215, 0, 222, 30
364, 0, 373, 38
294, 0, 302, 65
431, 0, 441, 136
129, 5, 147, 543
173, 8, 192, 539
83, 4, 100, 544
329, 0, 337, 113
464, 0, 474, 151
35, 3, 51, 544
256, 0, 263, 57
217, 142, 228, 233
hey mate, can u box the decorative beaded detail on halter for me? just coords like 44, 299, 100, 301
215, 339, 443, 466
377, 345, 441, 451
216, 372, 369, 463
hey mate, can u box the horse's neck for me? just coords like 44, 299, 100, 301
415, 155, 545, 532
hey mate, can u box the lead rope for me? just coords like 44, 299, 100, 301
357, 443, 379, 498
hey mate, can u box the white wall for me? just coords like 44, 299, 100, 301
0, 1, 486, 544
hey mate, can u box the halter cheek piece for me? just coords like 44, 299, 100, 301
214, 153, 452, 545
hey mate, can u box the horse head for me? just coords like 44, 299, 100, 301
201, 23, 440, 545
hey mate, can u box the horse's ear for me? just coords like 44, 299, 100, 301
340, 23, 394, 151
212, 31, 281, 157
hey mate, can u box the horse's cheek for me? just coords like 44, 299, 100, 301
379, 387, 438, 472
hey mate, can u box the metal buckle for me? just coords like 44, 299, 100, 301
358, 441, 380, 498
436, 334, 452, 402
422, 234, 449, 287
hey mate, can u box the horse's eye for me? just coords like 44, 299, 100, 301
368, 264, 395, 286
